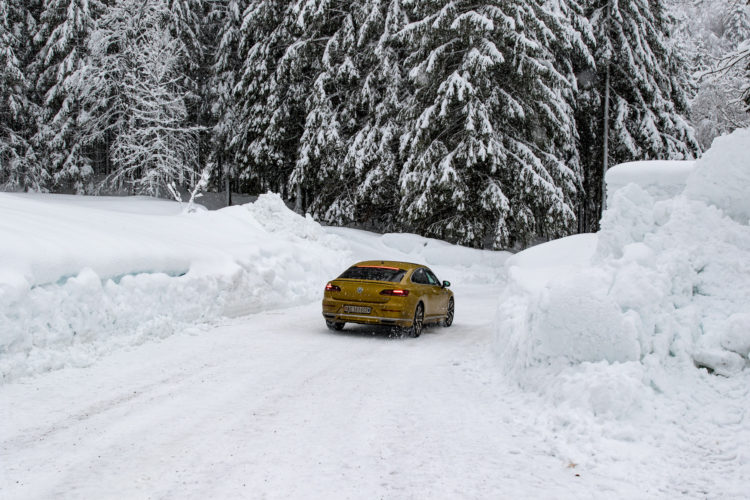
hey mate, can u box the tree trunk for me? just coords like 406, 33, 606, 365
294, 183, 302, 213
601, 0, 611, 215
221, 156, 231, 206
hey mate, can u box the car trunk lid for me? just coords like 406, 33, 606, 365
330, 279, 394, 304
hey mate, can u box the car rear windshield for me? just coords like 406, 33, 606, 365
339, 266, 406, 283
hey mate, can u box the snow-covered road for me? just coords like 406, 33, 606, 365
2, 282, 749, 498
0, 284, 626, 499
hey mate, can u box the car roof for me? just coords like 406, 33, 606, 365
353, 260, 425, 271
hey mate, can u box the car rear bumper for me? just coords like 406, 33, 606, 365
322, 298, 412, 327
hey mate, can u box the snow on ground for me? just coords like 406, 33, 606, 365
0, 192, 507, 382
325, 227, 507, 285
2, 131, 750, 498
495, 128, 750, 496
3, 285, 655, 499
0, 193, 346, 381
1, 192, 189, 215
605, 160, 695, 201
497, 128, 750, 374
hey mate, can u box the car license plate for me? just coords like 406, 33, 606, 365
344, 305, 371, 314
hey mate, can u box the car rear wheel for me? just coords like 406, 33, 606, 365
442, 298, 454, 327
326, 320, 345, 331
409, 303, 424, 338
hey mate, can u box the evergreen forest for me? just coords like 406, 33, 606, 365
2, 0, 749, 248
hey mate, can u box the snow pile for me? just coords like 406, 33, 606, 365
605, 160, 695, 201
496, 128, 750, 397
494, 130, 750, 483
685, 131, 750, 224
0, 193, 345, 381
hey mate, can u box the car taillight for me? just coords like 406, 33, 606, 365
325, 283, 341, 292
380, 289, 409, 296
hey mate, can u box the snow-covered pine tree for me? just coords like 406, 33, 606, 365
289, 0, 359, 217
0, 0, 45, 191
231, 0, 304, 197
537, 0, 595, 233
397, 1, 583, 249
289, 2, 360, 217
208, 0, 246, 202
30, 0, 106, 192
581, 0, 700, 228
325, 0, 408, 230
724, 0, 750, 44
167, 0, 206, 64
75, 0, 201, 196
232, 0, 407, 224
235, 0, 398, 213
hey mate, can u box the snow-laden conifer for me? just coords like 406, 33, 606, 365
590, 0, 699, 161
231, 1, 302, 196
718, 1, 750, 111
75, 0, 201, 196
208, 0, 246, 198
288, 5, 355, 215
0, 0, 45, 191
325, 0, 408, 229
397, 0, 583, 248
31, 0, 106, 191
166, 0, 211, 169
578, 0, 700, 228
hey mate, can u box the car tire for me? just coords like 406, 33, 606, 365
442, 298, 454, 327
326, 320, 345, 331
409, 303, 424, 338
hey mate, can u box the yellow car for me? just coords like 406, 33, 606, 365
321, 260, 454, 337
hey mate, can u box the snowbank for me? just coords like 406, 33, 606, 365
0, 193, 346, 381
325, 227, 509, 284
0, 192, 507, 382
605, 160, 695, 200
685, 130, 750, 224
496, 128, 750, 404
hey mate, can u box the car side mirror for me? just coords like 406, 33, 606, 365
442, 281, 450, 288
